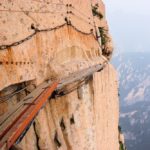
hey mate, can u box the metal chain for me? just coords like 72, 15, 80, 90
0, 22, 95, 50
0, 84, 33, 103
70, 23, 93, 35
0, 32, 36, 50
0, 23, 65, 50
0, 2, 100, 51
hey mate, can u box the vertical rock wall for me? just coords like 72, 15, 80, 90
0, 0, 119, 150
0, 0, 113, 91
18, 64, 119, 150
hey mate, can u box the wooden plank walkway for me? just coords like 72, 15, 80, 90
0, 62, 107, 149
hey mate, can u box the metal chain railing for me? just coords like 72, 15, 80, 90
0, 2, 100, 50
0, 21, 95, 50
0, 84, 35, 103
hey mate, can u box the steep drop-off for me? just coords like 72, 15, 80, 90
18, 64, 119, 150
0, 0, 120, 150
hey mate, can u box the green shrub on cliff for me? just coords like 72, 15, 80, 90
98, 27, 108, 45
92, 4, 103, 19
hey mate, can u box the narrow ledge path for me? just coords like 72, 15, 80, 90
0, 61, 108, 150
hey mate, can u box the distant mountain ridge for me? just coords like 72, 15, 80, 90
112, 52, 150, 150
113, 52, 150, 106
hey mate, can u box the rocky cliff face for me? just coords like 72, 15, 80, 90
18, 64, 119, 150
0, 0, 119, 150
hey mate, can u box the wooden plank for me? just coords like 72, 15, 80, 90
0, 63, 106, 132
0, 80, 52, 127
7, 82, 58, 149
0, 82, 58, 149
57, 63, 106, 90
0, 62, 108, 149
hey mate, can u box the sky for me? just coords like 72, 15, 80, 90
104, 0, 150, 52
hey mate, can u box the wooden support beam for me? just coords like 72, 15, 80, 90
0, 62, 107, 150
0, 82, 58, 150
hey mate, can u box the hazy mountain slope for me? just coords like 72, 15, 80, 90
112, 52, 150, 150
113, 52, 150, 106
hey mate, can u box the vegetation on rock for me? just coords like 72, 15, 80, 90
98, 27, 108, 45
92, 4, 103, 19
